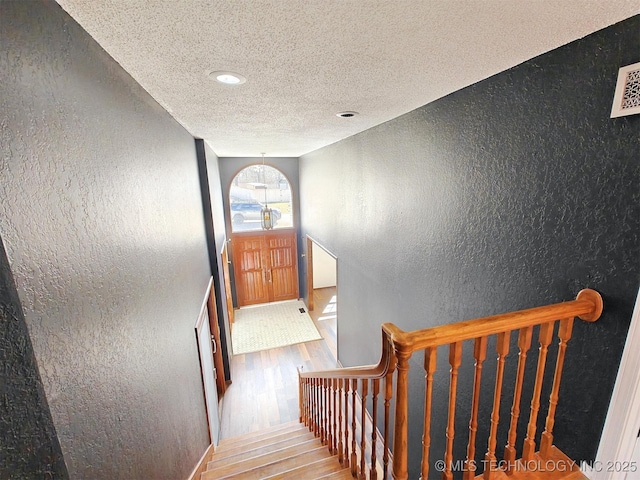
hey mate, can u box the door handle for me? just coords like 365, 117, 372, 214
211, 335, 217, 354
267, 270, 272, 283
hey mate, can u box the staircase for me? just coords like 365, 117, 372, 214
203, 289, 602, 479
298, 289, 602, 480
202, 421, 352, 479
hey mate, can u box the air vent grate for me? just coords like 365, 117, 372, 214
611, 62, 640, 118
621, 68, 640, 110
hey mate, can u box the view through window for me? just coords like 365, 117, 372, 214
229, 165, 293, 232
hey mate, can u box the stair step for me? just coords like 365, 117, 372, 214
262, 456, 348, 479
214, 427, 311, 458
479, 469, 587, 480
202, 444, 330, 479
206, 438, 320, 477
315, 469, 357, 479
473, 447, 587, 480
208, 431, 316, 467
216, 422, 307, 452
218, 420, 307, 448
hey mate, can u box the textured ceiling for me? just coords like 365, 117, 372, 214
55, 1, 639, 157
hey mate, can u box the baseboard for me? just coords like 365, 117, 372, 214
186, 443, 214, 480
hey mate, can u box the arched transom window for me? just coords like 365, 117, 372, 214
229, 165, 293, 232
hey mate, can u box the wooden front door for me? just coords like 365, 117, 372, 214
232, 230, 299, 307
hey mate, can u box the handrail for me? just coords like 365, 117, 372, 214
383, 288, 603, 354
299, 329, 394, 380
298, 289, 604, 480
302, 289, 602, 379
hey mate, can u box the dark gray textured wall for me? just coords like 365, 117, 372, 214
218, 157, 302, 304
1, 1, 211, 478
197, 140, 232, 381
300, 16, 640, 476
0, 238, 69, 479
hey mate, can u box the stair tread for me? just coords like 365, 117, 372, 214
209, 431, 316, 465
214, 427, 311, 456
261, 456, 348, 479
209, 424, 583, 480
206, 439, 323, 478
315, 469, 356, 479
217, 421, 303, 448
474, 447, 586, 480
202, 444, 331, 479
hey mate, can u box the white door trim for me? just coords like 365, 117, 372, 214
588, 286, 640, 480
195, 277, 220, 446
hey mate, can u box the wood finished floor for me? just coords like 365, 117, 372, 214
219, 287, 338, 440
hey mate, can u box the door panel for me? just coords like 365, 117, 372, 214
268, 233, 298, 302
232, 230, 299, 307
233, 235, 270, 306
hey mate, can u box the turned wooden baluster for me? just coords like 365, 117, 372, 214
299, 377, 305, 425
392, 349, 411, 480
307, 380, 312, 428
504, 326, 533, 473
307, 378, 316, 433
331, 379, 337, 454
484, 331, 511, 480
324, 378, 330, 445
420, 347, 437, 480
298, 373, 303, 423
338, 379, 345, 464
463, 337, 488, 480
319, 378, 325, 440
315, 378, 322, 438
327, 379, 332, 451
317, 379, 322, 436
301, 379, 308, 426
320, 379, 325, 443
540, 318, 574, 457
443, 342, 463, 480
313, 378, 319, 435
308, 380, 313, 428
351, 378, 359, 477
344, 380, 351, 469
311, 379, 316, 432
307, 380, 312, 430
328, 379, 334, 452
522, 321, 554, 461
370, 378, 380, 480
360, 379, 369, 479
383, 354, 396, 480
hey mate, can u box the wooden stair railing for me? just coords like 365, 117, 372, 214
298, 289, 603, 480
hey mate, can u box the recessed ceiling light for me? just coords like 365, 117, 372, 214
336, 111, 359, 118
207, 70, 246, 85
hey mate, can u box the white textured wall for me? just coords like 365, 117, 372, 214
313, 244, 336, 289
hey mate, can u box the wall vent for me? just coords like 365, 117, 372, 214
611, 61, 640, 118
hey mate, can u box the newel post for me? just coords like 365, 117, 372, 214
392, 345, 412, 480
297, 366, 304, 423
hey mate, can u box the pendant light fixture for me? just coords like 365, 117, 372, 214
260, 153, 274, 230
